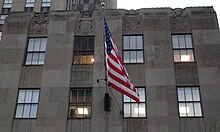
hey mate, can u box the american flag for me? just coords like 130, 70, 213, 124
104, 18, 140, 103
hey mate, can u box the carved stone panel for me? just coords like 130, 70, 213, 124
170, 8, 191, 32
123, 10, 142, 33
76, 11, 95, 34
30, 12, 49, 35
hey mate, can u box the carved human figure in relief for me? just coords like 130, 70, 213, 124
170, 8, 189, 31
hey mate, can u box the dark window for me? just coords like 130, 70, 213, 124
15, 89, 40, 118
123, 35, 144, 63
123, 87, 146, 117
172, 34, 195, 62
73, 36, 94, 65
69, 89, 92, 118
25, 38, 47, 65
177, 87, 203, 117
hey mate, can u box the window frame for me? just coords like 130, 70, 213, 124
171, 34, 196, 63
14, 88, 40, 119
123, 87, 146, 118
73, 36, 95, 65
122, 35, 144, 64
3, 0, 13, 8
177, 86, 203, 118
24, 37, 47, 66
68, 88, 92, 119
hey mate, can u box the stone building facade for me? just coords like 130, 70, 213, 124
0, 0, 220, 132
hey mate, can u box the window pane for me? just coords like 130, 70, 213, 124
85, 90, 92, 103
23, 104, 31, 118
28, 39, 35, 51
32, 53, 39, 65
138, 88, 145, 102
32, 90, 39, 103
38, 53, 45, 65
136, 36, 143, 49
173, 50, 180, 62
138, 103, 146, 117
185, 88, 193, 101
33, 39, 41, 51
123, 36, 130, 49
192, 87, 200, 101
24, 90, 32, 103
179, 103, 187, 117
186, 103, 194, 116
78, 90, 84, 103
172, 35, 179, 48
137, 51, 143, 63
179, 35, 186, 48
177, 88, 185, 101
26, 53, 33, 65
18, 90, 26, 103
194, 103, 202, 116
180, 50, 189, 62
130, 51, 136, 63
185, 35, 193, 48
186, 49, 194, 62
40, 38, 47, 51
130, 36, 136, 49
30, 104, 38, 118
69, 105, 77, 118
70, 90, 77, 103
123, 95, 130, 102
15, 104, 24, 118
123, 51, 130, 63
84, 106, 91, 118
124, 103, 130, 117
131, 103, 138, 117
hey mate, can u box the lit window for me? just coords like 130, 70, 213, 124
15, 89, 40, 118
177, 87, 203, 117
41, 0, 51, 12
123, 87, 146, 117
69, 89, 92, 118
172, 34, 195, 62
25, 38, 47, 65
25, 0, 35, 12
73, 36, 94, 65
123, 35, 144, 64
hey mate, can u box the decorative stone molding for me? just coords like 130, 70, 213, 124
30, 12, 49, 35
76, 11, 94, 34
123, 10, 142, 32
170, 8, 190, 32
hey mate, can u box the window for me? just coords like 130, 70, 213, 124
41, 0, 51, 12
0, 15, 7, 25
172, 34, 195, 62
25, 38, 47, 65
15, 89, 40, 118
69, 89, 92, 118
123, 87, 146, 117
0, 31, 2, 42
3, 0, 13, 8
177, 87, 203, 117
73, 36, 94, 65
25, 0, 35, 12
123, 35, 144, 63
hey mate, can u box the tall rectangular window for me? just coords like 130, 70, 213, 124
123, 87, 146, 117
0, 31, 2, 42
69, 89, 92, 118
25, 0, 35, 12
2, 0, 13, 14
25, 38, 47, 65
177, 87, 203, 117
73, 36, 94, 65
41, 0, 51, 12
15, 89, 40, 118
123, 35, 144, 63
172, 34, 195, 62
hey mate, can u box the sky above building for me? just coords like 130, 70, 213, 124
117, 0, 220, 25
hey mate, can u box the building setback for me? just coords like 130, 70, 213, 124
0, 0, 220, 132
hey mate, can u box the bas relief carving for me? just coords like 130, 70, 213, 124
170, 8, 190, 32
30, 12, 49, 35
123, 10, 142, 32
76, 11, 94, 34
